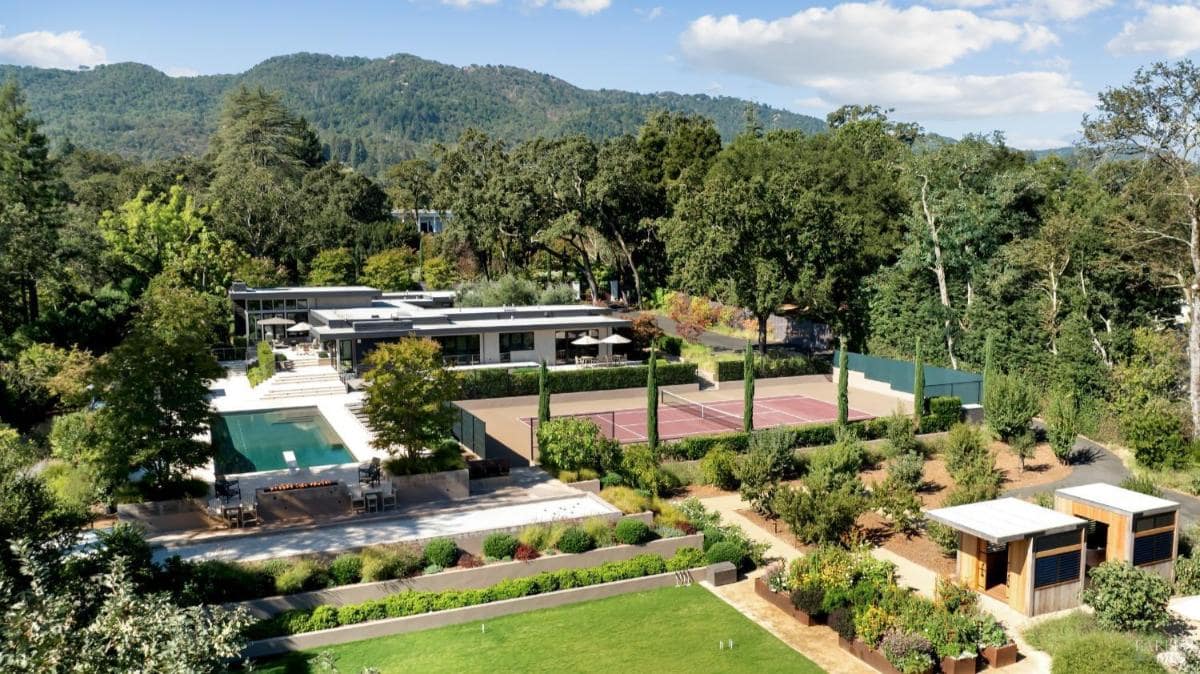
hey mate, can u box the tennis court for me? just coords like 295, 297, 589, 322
521, 390, 873, 445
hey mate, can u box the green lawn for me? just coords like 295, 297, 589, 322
256, 584, 824, 674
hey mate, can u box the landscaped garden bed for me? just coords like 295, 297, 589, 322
245, 550, 704, 639
756, 547, 1017, 674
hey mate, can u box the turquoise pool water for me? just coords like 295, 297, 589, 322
211, 408, 353, 474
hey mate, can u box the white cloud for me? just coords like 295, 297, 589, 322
1007, 133, 1074, 149
1020, 23, 1060, 51
525, 0, 610, 14
808, 70, 1092, 119
162, 66, 200, 78
1107, 4, 1200, 57
440, 0, 501, 7
935, 0, 1111, 20
680, 5, 1024, 85
635, 6, 664, 21
0, 29, 106, 69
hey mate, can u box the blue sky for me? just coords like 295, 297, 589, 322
1, 1, 1198, 148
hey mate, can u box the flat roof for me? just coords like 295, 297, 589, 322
1056, 483, 1179, 517
310, 314, 629, 339
230, 285, 380, 299
925, 497, 1085, 544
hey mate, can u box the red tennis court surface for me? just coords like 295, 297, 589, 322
521, 393, 873, 444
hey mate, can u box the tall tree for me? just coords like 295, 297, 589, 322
386, 158, 435, 229
837, 337, 849, 427
743, 341, 755, 432
1084, 60, 1200, 437
362, 338, 459, 462
0, 81, 66, 327
538, 360, 551, 425
913, 337, 925, 428
646, 348, 659, 453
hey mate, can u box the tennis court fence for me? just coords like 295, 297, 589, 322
523, 410, 618, 453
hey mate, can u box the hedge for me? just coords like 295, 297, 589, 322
458, 361, 698, 399
658, 417, 891, 461
246, 551, 701, 639
715, 355, 830, 382
922, 397, 962, 433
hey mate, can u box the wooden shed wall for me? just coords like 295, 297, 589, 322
1055, 498, 1130, 561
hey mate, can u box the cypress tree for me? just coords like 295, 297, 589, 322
537, 360, 551, 424
913, 337, 925, 429
647, 347, 659, 452
743, 341, 755, 432
982, 332, 995, 414
837, 337, 849, 427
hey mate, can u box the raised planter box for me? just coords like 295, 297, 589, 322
232, 533, 703, 618
752, 576, 822, 626
982, 642, 1018, 669
940, 653, 978, 674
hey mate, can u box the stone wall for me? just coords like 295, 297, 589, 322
389, 468, 470, 504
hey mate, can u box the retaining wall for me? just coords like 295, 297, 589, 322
389, 468, 470, 504
244, 565, 714, 658
232, 533, 704, 618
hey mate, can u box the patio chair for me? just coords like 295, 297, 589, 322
381, 488, 396, 511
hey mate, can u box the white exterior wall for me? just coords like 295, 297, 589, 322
533, 330, 557, 363
481, 332, 500, 364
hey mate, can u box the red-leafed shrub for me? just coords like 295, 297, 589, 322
456, 552, 483, 569
514, 543, 540, 561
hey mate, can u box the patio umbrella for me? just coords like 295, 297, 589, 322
286, 322, 312, 333
600, 334, 631, 345
571, 335, 601, 346
257, 317, 295, 327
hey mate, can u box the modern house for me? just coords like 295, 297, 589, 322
926, 497, 1088, 616
1054, 483, 1180, 582
229, 283, 631, 370
392, 209, 449, 234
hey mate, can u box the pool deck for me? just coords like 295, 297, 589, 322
150, 489, 620, 563
201, 366, 386, 484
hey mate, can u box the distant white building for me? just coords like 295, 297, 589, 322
392, 209, 449, 234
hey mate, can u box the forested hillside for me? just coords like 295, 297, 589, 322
0, 52, 823, 175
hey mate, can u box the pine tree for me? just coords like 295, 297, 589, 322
0, 81, 65, 326
837, 337, 849, 427
743, 341, 755, 432
537, 360, 550, 425
647, 347, 659, 452
913, 337, 925, 429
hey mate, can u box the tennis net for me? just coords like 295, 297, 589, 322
660, 390, 742, 430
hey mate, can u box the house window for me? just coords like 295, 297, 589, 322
434, 335, 480, 365
1033, 550, 1081, 588
499, 332, 535, 358
1134, 513, 1175, 533
1034, 530, 1081, 552
1134, 531, 1174, 566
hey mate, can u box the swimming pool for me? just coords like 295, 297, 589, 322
211, 407, 354, 474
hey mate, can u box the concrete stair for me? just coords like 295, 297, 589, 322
262, 369, 346, 400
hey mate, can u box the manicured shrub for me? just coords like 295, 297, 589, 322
482, 533, 519, 560
790, 584, 826, 616
704, 541, 745, 568
1124, 398, 1189, 469
884, 412, 918, 458
1045, 390, 1081, 464
422, 538, 459, 568
714, 354, 826, 382
828, 607, 856, 641
614, 518, 652, 545
924, 396, 962, 433
806, 429, 865, 491
1083, 561, 1172, 632
1051, 632, 1165, 674
666, 546, 705, 572
536, 417, 620, 474
360, 545, 423, 582
556, 527, 595, 554
941, 423, 987, 478
458, 362, 698, 399
621, 442, 681, 496
699, 445, 740, 490
273, 559, 325, 595
328, 553, 363, 586
306, 605, 339, 632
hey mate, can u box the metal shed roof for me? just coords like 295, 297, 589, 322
1056, 483, 1179, 517
924, 497, 1085, 544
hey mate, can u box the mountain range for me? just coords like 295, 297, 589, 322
0, 52, 827, 176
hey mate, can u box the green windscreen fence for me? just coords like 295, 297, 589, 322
451, 404, 488, 458
834, 351, 982, 405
